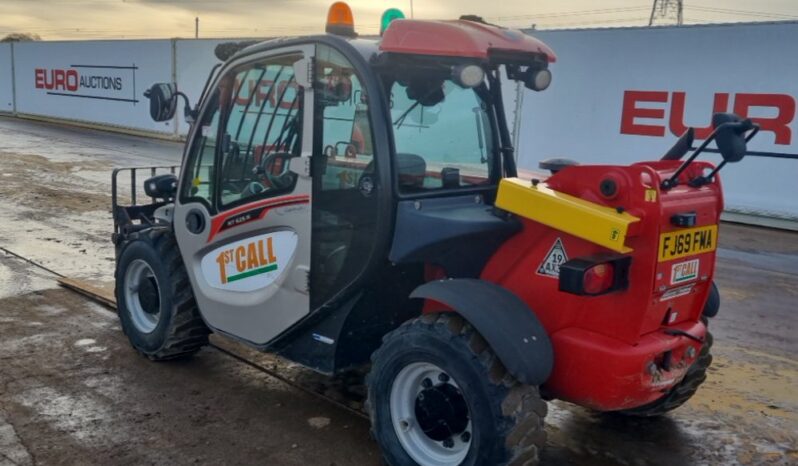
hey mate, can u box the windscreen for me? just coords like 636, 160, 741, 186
388, 79, 495, 193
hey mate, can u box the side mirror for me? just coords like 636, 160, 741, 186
144, 83, 178, 122
144, 173, 178, 200
661, 112, 758, 190
712, 112, 754, 163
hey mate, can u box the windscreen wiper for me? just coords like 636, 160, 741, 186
394, 100, 421, 129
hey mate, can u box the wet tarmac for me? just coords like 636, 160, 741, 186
0, 117, 796, 465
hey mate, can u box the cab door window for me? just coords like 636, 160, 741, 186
180, 91, 221, 208
217, 54, 304, 209
181, 55, 304, 211
311, 45, 378, 308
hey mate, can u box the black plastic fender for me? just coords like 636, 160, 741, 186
410, 278, 553, 386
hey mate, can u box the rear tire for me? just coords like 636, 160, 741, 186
366, 313, 547, 466
115, 228, 210, 360
616, 331, 713, 417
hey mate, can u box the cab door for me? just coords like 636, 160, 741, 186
172, 44, 315, 346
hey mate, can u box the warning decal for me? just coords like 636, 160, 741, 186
537, 238, 569, 278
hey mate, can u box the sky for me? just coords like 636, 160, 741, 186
1, 0, 797, 41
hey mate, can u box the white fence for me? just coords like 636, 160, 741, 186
0, 44, 13, 113
12, 40, 174, 133
517, 22, 798, 223
0, 22, 796, 224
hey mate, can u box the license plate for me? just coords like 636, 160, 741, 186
658, 225, 717, 262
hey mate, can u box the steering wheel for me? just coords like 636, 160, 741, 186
256, 151, 296, 190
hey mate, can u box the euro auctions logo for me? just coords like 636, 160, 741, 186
620, 90, 797, 158
34, 64, 139, 104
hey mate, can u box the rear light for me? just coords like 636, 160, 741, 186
559, 255, 631, 296
583, 263, 614, 294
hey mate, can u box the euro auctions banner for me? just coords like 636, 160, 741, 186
13, 40, 174, 133
0, 44, 13, 113
517, 22, 798, 221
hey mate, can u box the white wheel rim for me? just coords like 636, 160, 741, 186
390, 362, 472, 466
124, 259, 161, 334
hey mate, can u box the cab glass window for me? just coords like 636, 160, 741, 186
180, 54, 304, 211
181, 91, 220, 207
315, 47, 374, 190
389, 80, 494, 193
310, 44, 378, 308
218, 54, 303, 209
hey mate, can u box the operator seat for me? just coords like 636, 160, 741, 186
396, 153, 426, 190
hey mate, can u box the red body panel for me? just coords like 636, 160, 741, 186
380, 19, 556, 62
478, 160, 723, 411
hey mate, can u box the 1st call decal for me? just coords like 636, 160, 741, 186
200, 231, 298, 292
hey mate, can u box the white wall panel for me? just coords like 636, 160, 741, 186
0, 44, 13, 113
174, 39, 226, 135
517, 22, 798, 220
3, 25, 796, 221
13, 40, 174, 133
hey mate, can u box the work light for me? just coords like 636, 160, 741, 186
326, 2, 356, 37
527, 68, 552, 92
452, 64, 485, 88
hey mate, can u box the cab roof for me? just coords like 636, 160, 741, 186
378, 18, 556, 63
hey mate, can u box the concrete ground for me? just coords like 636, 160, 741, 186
0, 117, 796, 466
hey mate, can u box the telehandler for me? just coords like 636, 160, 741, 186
112, 3, 758, 464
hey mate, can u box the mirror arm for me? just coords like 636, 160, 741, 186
687, 125, 760, 187
669, 123, 760, 189
744, 125, 761, 143
175, 91, 197, 124
661, 133, 716, 190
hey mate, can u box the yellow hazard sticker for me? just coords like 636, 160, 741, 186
645, 188, 658, 202
610, 228, 621, 242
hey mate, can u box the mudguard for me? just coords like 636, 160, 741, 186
410, 278, 553, 386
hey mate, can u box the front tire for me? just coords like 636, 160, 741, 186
366, 313, 547, 466
115, 228, 210, 360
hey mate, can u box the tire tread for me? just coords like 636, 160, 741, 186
117, 228, 210, 361
366, 313, 546, 466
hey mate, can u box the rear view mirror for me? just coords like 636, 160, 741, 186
144, 83, 178, 122
712, 112, 754, 163
660, 112, 759, 190
317, 72, 352, 105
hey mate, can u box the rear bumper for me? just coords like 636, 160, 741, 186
543, 320, 706, 411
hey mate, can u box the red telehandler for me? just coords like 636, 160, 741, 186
112, 3, 757, 464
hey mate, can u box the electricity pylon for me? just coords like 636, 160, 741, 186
649, 0, 684, 26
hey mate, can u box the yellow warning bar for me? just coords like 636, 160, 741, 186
495, 178, 640, 253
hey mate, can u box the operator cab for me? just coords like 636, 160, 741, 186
135, 3, 556, 358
